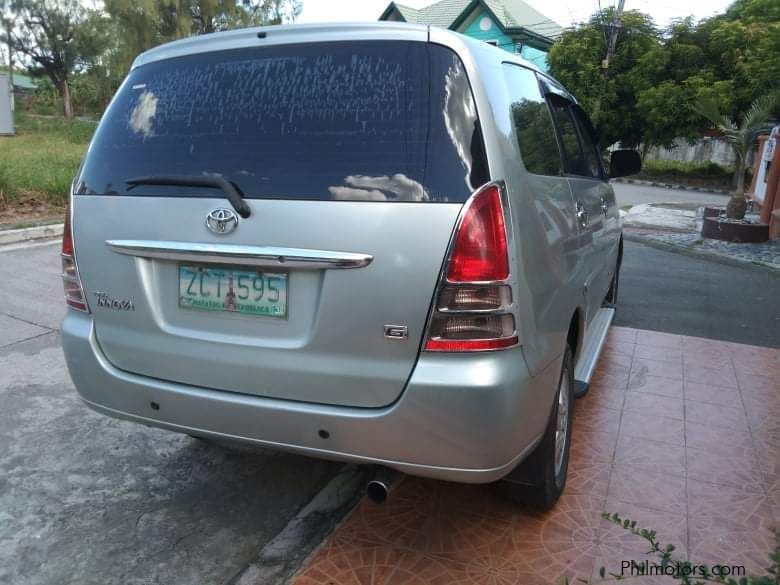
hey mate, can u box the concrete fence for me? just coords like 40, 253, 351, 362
644, 137, 745, 167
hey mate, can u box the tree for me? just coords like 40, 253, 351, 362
548, 8, 660, 149
2, 0, 108, 118
548, 0, 780, 155
695, 93, 778, 219
1, 1, 13, 84
628, 17, 732, 153
698, 0, 780, 121
103, 0, 303, 85
255, 0, 302, 25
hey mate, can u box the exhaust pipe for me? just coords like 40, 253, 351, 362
366, 467, 400, 505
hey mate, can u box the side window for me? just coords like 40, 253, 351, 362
502, 64, 561, 176
547, 94, 589, 177
571, 107, 603, 179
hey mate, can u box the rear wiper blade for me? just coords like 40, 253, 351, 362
126, 175, 251, 219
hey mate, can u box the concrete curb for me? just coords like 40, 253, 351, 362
613, 178, 731, 196
624, 232, 780, 275
622, 203, 698, 232
0, 223, 64, 247
623, 223, 692, 233
230, 464, 370, 585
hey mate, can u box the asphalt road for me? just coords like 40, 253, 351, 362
612, 182, 729, 208
616, 240, 780, 348
610, 183, 780, 347
0, 241, 343, 585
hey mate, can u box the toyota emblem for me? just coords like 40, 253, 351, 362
205, 208, 239, 235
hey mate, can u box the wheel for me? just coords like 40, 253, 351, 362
499, 347, 574, 509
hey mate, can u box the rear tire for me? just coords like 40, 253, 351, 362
499, 347, 574, 509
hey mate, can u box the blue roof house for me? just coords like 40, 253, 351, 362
379, 0, 562, 71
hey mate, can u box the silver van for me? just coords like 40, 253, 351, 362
61, 22, 640, 508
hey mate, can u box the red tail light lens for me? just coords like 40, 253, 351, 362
446, 185, 508, 282
424, 183, 517, 352
61, 203, 89, 312
424, 336, 519, 352
62, 204, 74, 256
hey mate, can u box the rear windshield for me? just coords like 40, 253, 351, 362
76, 41, 488, 203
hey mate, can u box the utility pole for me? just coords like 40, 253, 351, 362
602, 0, 626, 75
593, 0, 626, 125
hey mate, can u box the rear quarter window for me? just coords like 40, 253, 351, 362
502, 64, 561, 176
77, 41, 488, 203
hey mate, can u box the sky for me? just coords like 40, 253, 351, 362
298, 0, 734, 29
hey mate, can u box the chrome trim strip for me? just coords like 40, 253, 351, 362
444, 278, 512, 286
106, 240, 373, 269
436, 308, 513, 315
435, 283, 514, 314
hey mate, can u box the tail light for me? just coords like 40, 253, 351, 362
424, 183, 518, 352
61, 203, 89, 312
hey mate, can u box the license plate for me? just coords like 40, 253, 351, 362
178, 265, 287, 318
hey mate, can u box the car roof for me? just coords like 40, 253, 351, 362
131, 21, 540, 73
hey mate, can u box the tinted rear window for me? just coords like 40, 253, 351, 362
77, 41, 487, 203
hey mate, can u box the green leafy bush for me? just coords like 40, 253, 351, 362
22, 75, 112, 118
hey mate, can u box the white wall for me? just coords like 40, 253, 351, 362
644, 137, 740, 167
0, 74, 14, 135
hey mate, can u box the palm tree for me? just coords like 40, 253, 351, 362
695, 94, 778, 220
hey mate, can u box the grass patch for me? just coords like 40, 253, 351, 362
5, 219, 62, 230
636, 160, 750, 191
0, 112, 96, 208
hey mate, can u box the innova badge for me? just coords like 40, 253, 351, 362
206, 208, 239, 235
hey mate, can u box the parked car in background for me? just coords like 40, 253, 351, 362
61, 22, 640, 508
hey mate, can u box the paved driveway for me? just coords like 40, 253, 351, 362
0, 242, 343, 585
293, 327, 779, 585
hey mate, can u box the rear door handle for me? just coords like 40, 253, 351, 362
600, 196, 610, 217
576, 202, 589, 228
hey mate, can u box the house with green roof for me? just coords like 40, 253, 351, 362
379, 0, 561, 71
0, 68, 38, 95
11, 73, 38, 92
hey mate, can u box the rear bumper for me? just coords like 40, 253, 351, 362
62, 312, 560, 483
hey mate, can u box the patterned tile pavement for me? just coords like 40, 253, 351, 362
293, 328, 779, 585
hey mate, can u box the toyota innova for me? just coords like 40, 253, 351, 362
61, 22, 641, 508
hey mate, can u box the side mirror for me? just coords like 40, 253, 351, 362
609, 150, 642, 178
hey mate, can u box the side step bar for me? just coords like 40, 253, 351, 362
573, 307, 615, 398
